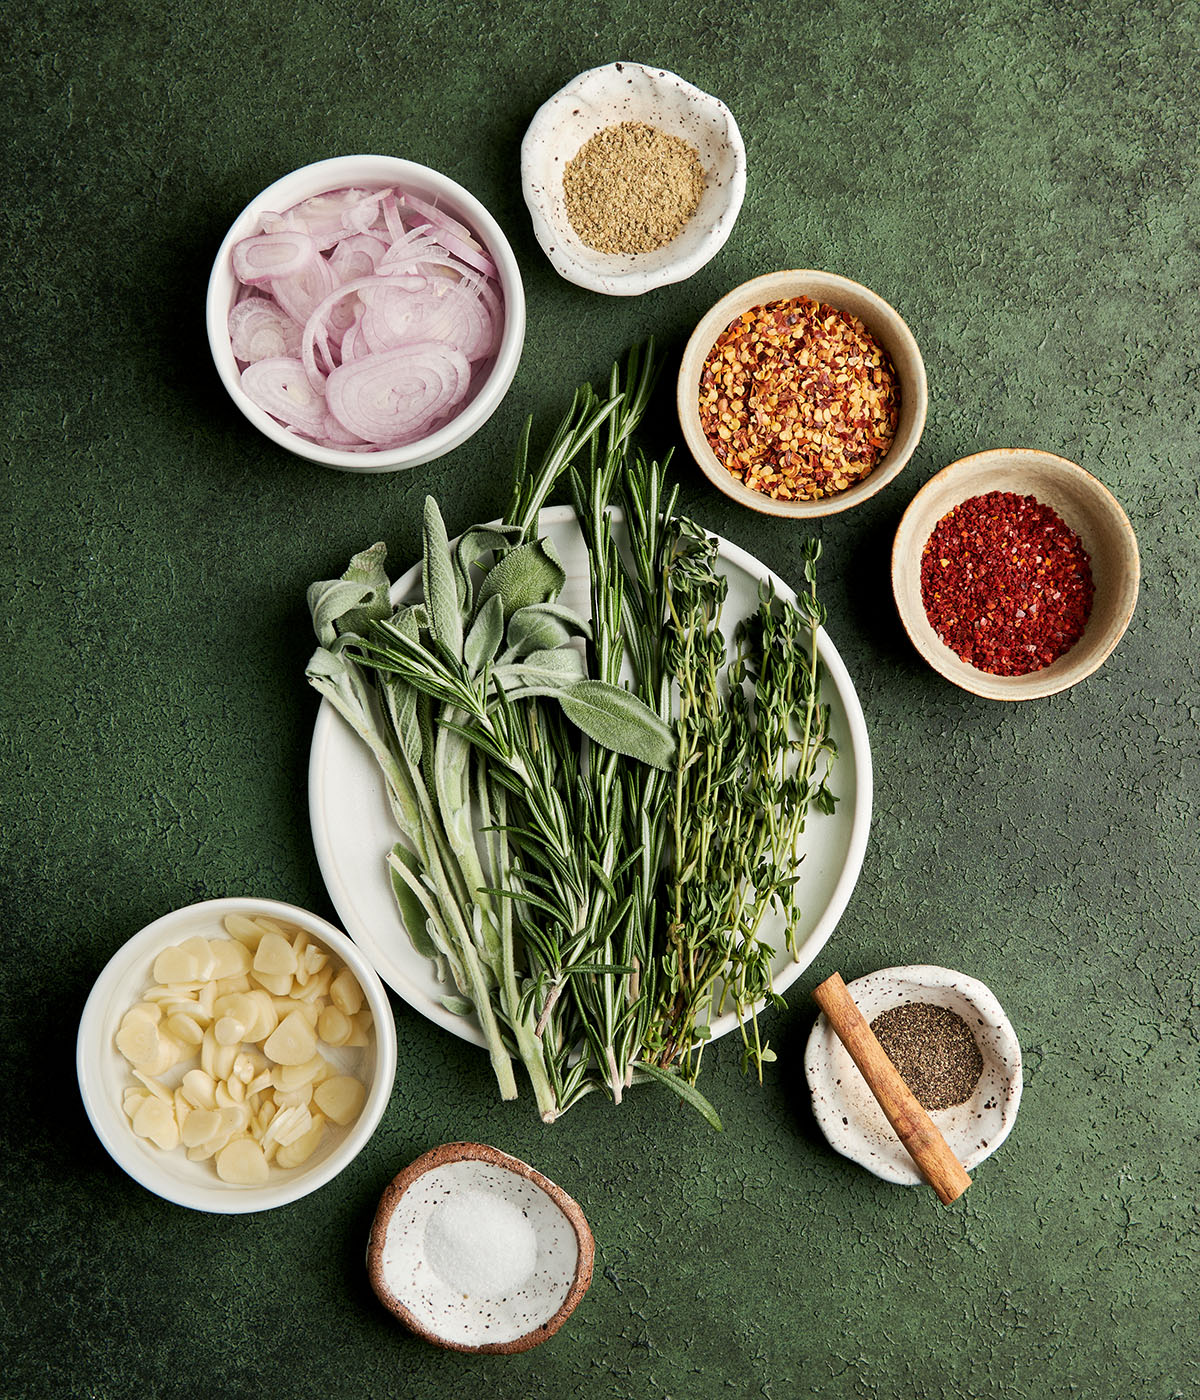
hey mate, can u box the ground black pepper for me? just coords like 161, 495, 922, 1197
869, 1001, 983, 1111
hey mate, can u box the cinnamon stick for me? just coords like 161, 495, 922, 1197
812, 972, 972, 1204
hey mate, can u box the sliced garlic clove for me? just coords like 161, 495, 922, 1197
216, 1138, 270, 1185
330, 969, 364, 1017
313, 1075, 366, 1126
275, 1113, 325, 1170
264, 1010, 318, 1067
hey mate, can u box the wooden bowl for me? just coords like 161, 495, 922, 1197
892, 449, 1140, 700
676, 269, 927, 518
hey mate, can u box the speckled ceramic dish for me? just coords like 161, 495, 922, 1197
892, 449, 1140, 700
367, 1143, 594, 1353
804, 965, 1022, 1186
677, 269, 927, 517
521, 62, 745, 295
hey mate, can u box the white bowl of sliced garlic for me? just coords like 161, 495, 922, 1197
77, 897, 397, 1213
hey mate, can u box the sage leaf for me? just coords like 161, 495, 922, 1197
388, 843, 438, 959
505, 602, 591, 657
423, 496, 464, 661
439, 995, 475, 1017
494, 649, 587, 694
463, 593, 505, 675
307, 541, 392, 646
475, 538, 566, 620
381, 607, 423, 765
556, 680, 676, 770
455, 525, 522, 613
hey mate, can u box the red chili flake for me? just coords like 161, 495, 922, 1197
920, 491, 1094, 676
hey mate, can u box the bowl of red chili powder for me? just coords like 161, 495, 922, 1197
892, 449, 1139, 700
677, 269, 928, 517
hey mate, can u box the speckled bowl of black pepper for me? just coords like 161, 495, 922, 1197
804, 965, 1022, 1185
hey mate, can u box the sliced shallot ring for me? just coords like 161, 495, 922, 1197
232, 231, 318, 286
325, 342, 470, 444
228, 298, 302, 364
399, 193, 483, 253
279, 188, 389, 250
270, 253, 336, 325
298, 276, 391, 391
380, 194, 406, 245
358, 275, 492, 360
400, 193, 498, 279
329, 233, 389, 282
241, 357, 328, 436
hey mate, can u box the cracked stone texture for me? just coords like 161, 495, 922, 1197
2, 1, 1197, 1397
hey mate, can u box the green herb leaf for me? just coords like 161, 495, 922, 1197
307, 541, 392, 646
439, 995, 475, 1016
475, 538, 566, 620
388, 843, 438, 959
505, 602, 591, 656
423, 496, 464, 661
463, 592, 505, 675
556, 680, 676, 769
636, 1061, 723, 1130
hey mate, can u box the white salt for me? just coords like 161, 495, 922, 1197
421, 1188, 538, 1300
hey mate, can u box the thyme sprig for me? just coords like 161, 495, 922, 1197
657, 532, 838, 1083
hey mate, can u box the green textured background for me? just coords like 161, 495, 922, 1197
3, 1, 1198, 1396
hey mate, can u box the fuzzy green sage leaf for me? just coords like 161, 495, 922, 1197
556, 679, 676, 770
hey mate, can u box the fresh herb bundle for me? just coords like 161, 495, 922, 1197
305, 346, 837, 1125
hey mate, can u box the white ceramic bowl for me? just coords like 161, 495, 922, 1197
206, 154, 526, 472
521, 63, 745, 296
804, 964, 1022, 1185
77, 897, 398, 1213
678, 269, 928, 517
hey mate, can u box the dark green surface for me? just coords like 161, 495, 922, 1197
4, 2, 1198, 1397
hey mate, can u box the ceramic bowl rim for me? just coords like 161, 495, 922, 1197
76, 895, 398, 1214
676, 268, 928, 517
891, 447, 1140, 700
366, 1141, 595, 1353
520, 61, 747, 296
205, 153, 526, 473
804, 963, 1023, 1185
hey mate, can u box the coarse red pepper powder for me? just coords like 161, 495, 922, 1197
920, 491, 1094, 676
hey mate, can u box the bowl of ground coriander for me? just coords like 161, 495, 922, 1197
805, 965, 1023, 1186
521, 63, 746, 296
678, 269, 928, 517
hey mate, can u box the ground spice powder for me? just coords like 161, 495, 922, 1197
698, 295, 898, 501
563, 121, 705, 255
870, 1002, 983, 1112
921, 491, 1094, 676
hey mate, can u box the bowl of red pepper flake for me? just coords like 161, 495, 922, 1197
892, 449, 1139, 700
678, 269, 928, 517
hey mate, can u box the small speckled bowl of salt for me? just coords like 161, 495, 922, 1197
367, 1142, 594, 1353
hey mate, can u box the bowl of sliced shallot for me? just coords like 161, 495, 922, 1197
206, 154, 526, 472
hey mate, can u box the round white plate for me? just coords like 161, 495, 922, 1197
309, 505, 872, 1047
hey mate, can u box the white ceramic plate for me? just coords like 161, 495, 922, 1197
309, 506, 872, 1047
